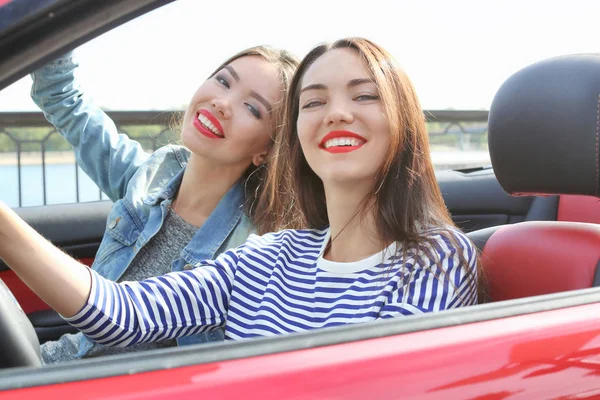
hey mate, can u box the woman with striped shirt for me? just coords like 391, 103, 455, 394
0, 38, 480, 345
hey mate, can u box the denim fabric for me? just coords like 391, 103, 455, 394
31, 52, 254, 364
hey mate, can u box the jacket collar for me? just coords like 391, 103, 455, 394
143, 167, 247, 263
181, 181, 246, 264
142, 168, 185, 205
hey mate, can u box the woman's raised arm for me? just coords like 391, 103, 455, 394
31, 52, 150, 202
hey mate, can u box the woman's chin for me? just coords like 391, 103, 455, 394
321, 172, 375, 188
181, 130, 209, 156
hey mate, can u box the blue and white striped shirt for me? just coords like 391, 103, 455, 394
66, 227, 477, 346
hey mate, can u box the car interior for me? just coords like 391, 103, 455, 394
465, 54, 600, 302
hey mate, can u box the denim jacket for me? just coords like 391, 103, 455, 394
31, 52, 254, 362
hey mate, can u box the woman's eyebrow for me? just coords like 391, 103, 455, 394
300, 83, 327, 94
251, 92, 272, 113
223, 65, 271, 113
347, 78, 373, 87
223, 65, 240, 82
300, 78, 373, 94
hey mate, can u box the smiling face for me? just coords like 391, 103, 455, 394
296, 48, 391, 187
181, 55, 283, 168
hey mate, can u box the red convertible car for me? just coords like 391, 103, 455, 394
0, 0, 600, 398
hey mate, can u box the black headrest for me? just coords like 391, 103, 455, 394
488, 54, 600, 198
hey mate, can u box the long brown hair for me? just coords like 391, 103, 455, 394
173, 46, 300, 234
274, 37, 485, 301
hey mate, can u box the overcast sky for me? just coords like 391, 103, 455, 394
1, 0, 598, 111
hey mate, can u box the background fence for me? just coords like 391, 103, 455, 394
0, 110, 489, 208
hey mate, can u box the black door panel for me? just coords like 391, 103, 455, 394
0, 201, 112, 273
451, 214, 516, 233
28, 310, 79, 344
437, 168, 558, 232
10, 201, 112, 261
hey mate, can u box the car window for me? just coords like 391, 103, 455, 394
0, 0, 599, 207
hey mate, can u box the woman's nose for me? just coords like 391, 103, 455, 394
325, 105, 354, 126
211, 98, 232, 119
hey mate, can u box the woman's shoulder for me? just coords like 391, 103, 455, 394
129, 145, 190, 182
244, 227, 329, 249
123, 145, 190, 200
419, 224, 476, 255
143, 145, 191, 170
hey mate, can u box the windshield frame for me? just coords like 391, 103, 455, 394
0, 0, 174, 91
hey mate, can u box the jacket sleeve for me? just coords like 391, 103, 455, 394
30, 51, 150, 202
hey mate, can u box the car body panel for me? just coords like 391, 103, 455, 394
2, 302, 600, 399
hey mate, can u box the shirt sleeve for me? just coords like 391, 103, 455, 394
64, 247, 242, 347
379, 228, 478, 318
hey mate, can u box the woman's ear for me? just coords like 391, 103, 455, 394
252, 150, 269, 167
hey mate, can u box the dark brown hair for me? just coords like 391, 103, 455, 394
274, 37, 485, 302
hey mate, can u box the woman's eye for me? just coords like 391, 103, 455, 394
245, 103, 261, 119
301, 100, 323, 109
355, 94, 380, 101
216, 75, 230, 89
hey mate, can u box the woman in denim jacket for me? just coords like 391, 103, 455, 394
30, 46, 298, 363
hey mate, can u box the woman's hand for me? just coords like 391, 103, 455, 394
0, 201, 92, 317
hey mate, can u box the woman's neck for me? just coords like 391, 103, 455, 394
323, 182, 385, 262
173, 154, 248, 227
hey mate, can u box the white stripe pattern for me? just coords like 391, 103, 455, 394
66, 227, 478, 346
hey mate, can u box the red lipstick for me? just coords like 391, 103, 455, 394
193, 109, 225, 139
319, 130, 366, 153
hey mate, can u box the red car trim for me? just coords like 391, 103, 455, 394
482, 221, 600, 301
2, 302, 600, 399
558, 194, 600, 224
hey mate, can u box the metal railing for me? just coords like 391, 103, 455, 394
0, 110, 489, 208
425, 110, 489, 150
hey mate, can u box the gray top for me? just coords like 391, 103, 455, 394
83, 206, 198, 359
